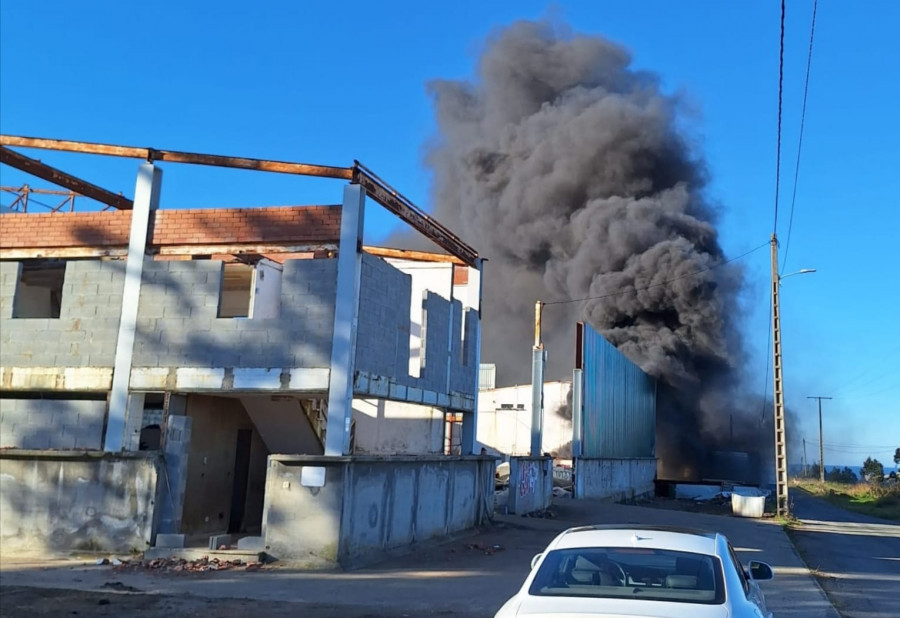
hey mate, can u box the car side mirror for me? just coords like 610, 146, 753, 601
531, 553, 543, 569
748, 560, 774, 581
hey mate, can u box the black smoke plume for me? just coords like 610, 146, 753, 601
422, 20, 770, 481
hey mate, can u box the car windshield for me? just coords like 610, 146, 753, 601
528, 546, 725, 605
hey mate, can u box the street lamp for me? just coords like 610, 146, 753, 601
781, 268, 817, 280
770, 235, 816, 517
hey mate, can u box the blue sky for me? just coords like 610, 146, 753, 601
1, 1, 897, 469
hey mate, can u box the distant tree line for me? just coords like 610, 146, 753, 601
796, 447, 900, 485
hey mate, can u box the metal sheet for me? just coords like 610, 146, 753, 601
478, 364, 496, 391
580, 323, 656, 458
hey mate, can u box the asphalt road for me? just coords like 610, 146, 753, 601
788, 489, 900, 618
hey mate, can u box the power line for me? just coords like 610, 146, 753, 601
833, 346, 900, 393
781, 0, 819, 273
543, 241, 769, 307
834, 367, 896, 397
773, 0, 786, 235
851, 381, 900, 399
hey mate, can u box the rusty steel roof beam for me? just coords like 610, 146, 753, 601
352, 163, 479, 268
0, 146, 133, 210
0, 135, 355, 180
0, 134, 479, 266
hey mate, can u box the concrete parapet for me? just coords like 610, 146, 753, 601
574, 457, 657, 501
0, 450, 160, 555
262, 455, 494, 568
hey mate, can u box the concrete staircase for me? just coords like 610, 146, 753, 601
238, 395, 324, 455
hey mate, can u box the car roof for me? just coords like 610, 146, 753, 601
548, 525, 722, 556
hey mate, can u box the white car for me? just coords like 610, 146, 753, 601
495, 525, 774, 618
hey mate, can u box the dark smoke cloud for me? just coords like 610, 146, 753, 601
554, 387, 573, 421
422, 20, 770, 481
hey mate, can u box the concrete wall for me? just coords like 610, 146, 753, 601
383, 260, 453, 378
477, 382, 573, 456
352, 399, 444, 455
133, 258, 336, 370
507, 457, 553, 515
574, 457, 657, 501
355, 255, 478, 408
0, 261, 125, 369
263, 455, 494, 567
0, 398, 107, 449
0, 450, 159, 554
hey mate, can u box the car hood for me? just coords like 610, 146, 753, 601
499, 595, 730, 618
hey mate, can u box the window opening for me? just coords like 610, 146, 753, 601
217, 259, 282, 319
218, 263, 254, 318
13, 260, 66, 318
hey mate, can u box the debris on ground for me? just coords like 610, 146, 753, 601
93, 556, 268, 574
102, 581, 141, 592
465, 542, 505, 555
521, 508, 556, 519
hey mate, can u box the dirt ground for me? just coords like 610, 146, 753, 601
0, 586, 470, 618
0, 496, 792, 618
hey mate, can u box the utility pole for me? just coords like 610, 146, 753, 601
771, 234, 789, 517
808, 396, 832, 483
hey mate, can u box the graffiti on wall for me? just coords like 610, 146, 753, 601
518, 460, 539, 497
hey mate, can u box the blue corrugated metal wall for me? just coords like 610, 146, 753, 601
581, 324, 656, 457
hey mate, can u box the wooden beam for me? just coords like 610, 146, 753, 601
0, 146, 133, 210
0, 135, 354, 180
0, 247, 127, 260
363, 245, 465, 265
153, 242, 339, 257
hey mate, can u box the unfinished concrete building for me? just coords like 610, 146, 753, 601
0, 136, 491, 566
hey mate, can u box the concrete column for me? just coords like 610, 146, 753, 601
530, 347, 546, 456
105, 163, 161, 452
324, 184, 365, 456
122, 393, 146, 451
460, 259, 483, 455
156, 412, 192, 534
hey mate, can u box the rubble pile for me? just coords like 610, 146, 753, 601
95, 556, 267, 573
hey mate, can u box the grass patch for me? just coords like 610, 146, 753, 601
791, 480, 900, 521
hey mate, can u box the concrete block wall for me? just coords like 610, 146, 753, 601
0, 451, 159, 554
0, 262, 19, 320
356, 254, 478, 400
574, 457, 657, 501
0, 398, 107, 450
450, 307, 479, 393
132, 258, 337, 369
0, 261, 125, 368
262, 455, 494, 568
356, 254, 412, 378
